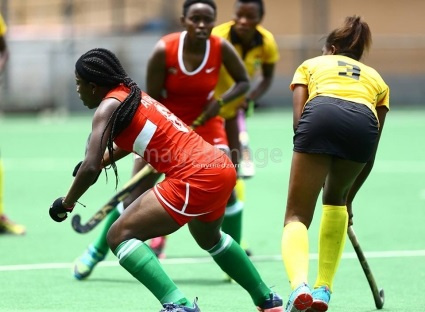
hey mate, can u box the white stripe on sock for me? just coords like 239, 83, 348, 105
116, 202, 124, 215
116, 239, 143, 260
225, 201, 243, 216
209, 233, 232, 257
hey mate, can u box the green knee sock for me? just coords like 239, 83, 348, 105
92, 203, 122, 254
221, 200, 243, 244
208, 232, 271, 306
114, 238, 190, 306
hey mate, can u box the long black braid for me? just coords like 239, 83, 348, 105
75, 48, 141, 187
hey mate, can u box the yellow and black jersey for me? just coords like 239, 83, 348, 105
290, 55, 390, 118
212, 21, 280, 119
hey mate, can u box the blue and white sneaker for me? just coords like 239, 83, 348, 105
309, 286, 331, 312
160, 298, 200, 312
73, 245, 106, 280
285, 283, 313, 312
257, 292, 284, 311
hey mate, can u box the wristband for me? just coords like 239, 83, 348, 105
62, 199, 75, 210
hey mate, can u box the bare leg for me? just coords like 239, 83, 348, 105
285, 152, 331, 227
322, 158, 366, 205
108, 190, 180, 248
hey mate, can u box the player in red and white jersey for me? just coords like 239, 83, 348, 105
48, 47, 283, 312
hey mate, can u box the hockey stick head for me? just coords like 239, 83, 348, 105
71, 205, 114, 234
375, 288, 385, 309
71, 214, 86, 233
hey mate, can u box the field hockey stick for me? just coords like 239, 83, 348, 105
347, 225, 385, 309
71, 164, 154, 233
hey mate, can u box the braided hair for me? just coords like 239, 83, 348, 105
75, 48, 141, 187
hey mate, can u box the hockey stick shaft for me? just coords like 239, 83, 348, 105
71, 164, 154, 233
347, 225, 384, 309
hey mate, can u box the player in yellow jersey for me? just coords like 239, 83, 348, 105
212, 0, 279, 255
0, 13, 26, 235
281, 16, 389, 312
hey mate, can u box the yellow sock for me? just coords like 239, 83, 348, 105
314, 205, 348, 292
281, 221, 309, 289
0, 159, 4, 215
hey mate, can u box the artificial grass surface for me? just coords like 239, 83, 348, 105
1, 108, 424, 311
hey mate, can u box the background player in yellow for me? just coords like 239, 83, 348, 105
281, 16, 389, 312
211, 0, 279, 253
0, 12, 26, 235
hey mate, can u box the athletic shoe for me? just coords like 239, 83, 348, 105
0, 214, 26, 235
257, 292, 284, 312
150, 236, 167, 259
308, 286, 331, 312
73, 245, 106, 280
285, 283, 313, 312
159, 298, 200, 312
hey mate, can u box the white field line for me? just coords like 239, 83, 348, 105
1, 249, 425, 272
373, 161, 425, 173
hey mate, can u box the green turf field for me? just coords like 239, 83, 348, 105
0, 108, 424, 311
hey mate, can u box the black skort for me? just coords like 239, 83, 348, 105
293, 96, 379, 163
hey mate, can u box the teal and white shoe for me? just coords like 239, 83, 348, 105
73, 245, 106, 280
160, 298, 200, 312
310, 286, 331, 312
285, 283, 312, 312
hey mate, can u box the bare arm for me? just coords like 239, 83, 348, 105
191, 39, 250, 125
101, 145, 130, 168
292, 84, 308, 133
195, 39, 250, 124
220, 38, 250, 103
247, 62, 275, 102
63, 98, 121, 206
146, 40, 166, 101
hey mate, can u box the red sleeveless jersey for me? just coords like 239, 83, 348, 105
109, 86, 223, 177
159, 31, 222, 125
